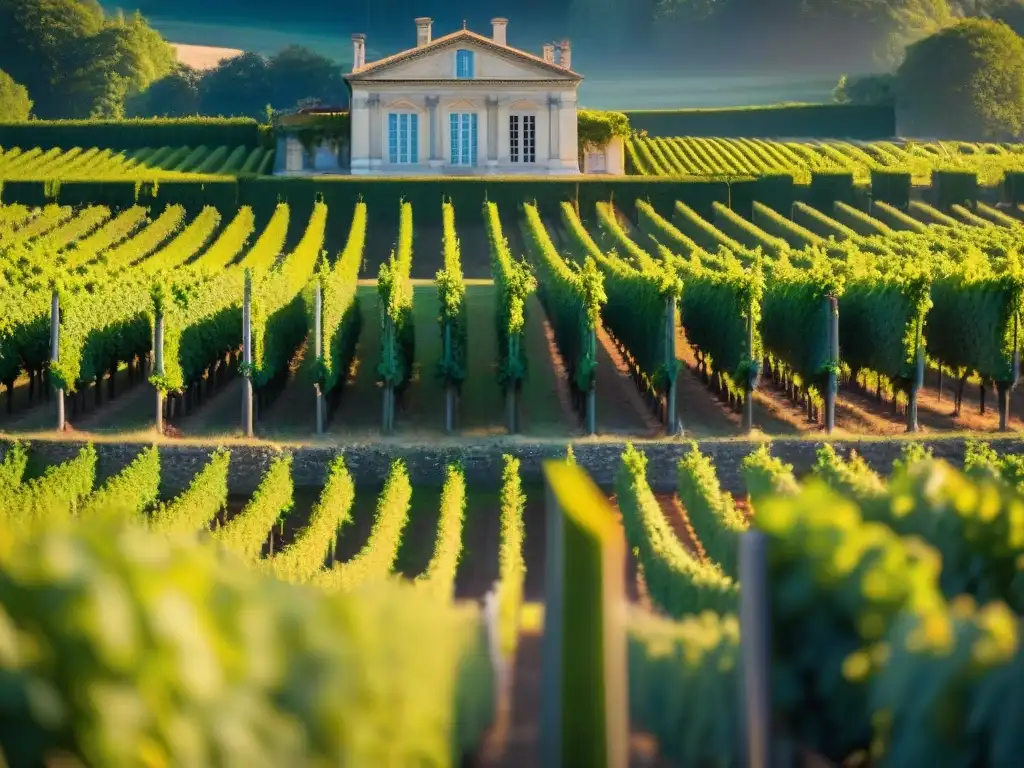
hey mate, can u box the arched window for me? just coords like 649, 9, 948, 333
456, 49, 474, 78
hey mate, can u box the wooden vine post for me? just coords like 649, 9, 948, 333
742, 306, 756, 434
540, 460, 628, 768
907, 324, 924, 433
506, 335, 519, 434
154, 307, 165, 435
665, 295, 679, 435
381, 316, 395, 434
999, 313, 1019, 432
739, 530, 772, 768
314, 280, 324, 435
50, 289, 64, 432
444, 321, 455, 434
825, 295, 839, 434
241, 269, 254, 438
586, 326, 597, 436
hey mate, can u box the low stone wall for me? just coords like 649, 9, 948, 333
4, 435, 1024, 495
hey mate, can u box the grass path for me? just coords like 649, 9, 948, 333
455, 283, 507, 435
394, 486, 443, 579
328, 286, 384, 436
400, 284, 445, 433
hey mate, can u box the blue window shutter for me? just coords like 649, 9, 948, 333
388, 113, 398, 163
410, 114, 419, 164
470, 113, 478, 166
399, 114, 408, 163
456, 49, 474, 78
450, 113, 459, 163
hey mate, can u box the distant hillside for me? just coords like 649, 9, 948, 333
100, 1, 568, 53
172, 43, 243, 71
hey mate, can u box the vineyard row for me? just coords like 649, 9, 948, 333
0, 143, 276, 181
626, 134, 1024, 186
1, 433, 1022, 766
2, 194, 1024, 439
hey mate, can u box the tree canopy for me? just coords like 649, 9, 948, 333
0, 0, 174, 118
896, 17, 1024, 138
129, 45, 350, 119
0, 69, 31, 121
126, 65, 202, 118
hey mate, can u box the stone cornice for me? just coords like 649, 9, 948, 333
344, 28, 582, 82
349, 79, 579, 88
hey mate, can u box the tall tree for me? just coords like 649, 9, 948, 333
126, 65, 202, 118
0, 0, 173, 118
0, 0, 104, 117
198, 52, 273, 119
897, 18, 1024, 138
268, 46, 348, 109
0, 69, 31, 120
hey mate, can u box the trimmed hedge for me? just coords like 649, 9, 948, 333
101, 176, 731, 229
932, 169, 978, 210
0, 119, 263, 151
870, 169, 912, 209
0, 176, 734, 254
808, 170, 855, 210
729, 172, 795, 218
0, 179, 242, 218
622, 104, 895, 139
1003, 172, 1024, 205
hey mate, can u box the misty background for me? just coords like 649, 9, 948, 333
94, 0, 1024, 108
3, 0, 1024, 137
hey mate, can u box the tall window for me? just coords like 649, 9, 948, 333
456, 49, 474, 78
449, 113, 478, 166
509, 114, 536, 164
388, 113, 419, 164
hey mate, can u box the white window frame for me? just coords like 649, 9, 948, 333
509, 113, 537, 164
387, 112, 419, 165
449, 112, 478, 166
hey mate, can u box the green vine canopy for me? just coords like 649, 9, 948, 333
577, 109, 631, 156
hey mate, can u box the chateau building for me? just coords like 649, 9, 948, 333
276, 18, 596, 175
345, 18, 582, 175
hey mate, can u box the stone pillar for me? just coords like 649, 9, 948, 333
558, 95, 579, 173
350, 94, 371, 174
548, 95, 561, 163
426, 96, 440, 161
368, 94, 381, 168
285, 136, 304, 173
486, 96, 499, 167
273, 133, 288, 174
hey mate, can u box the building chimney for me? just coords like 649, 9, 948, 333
491, 18, 508, 46
351, 33, 365, 71
558, 39, 572, 70
415, 17, 433, 47
542, 43, 555, 64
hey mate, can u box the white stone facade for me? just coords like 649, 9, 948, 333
583, 136, 624, 175
344, 19, 583, 176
